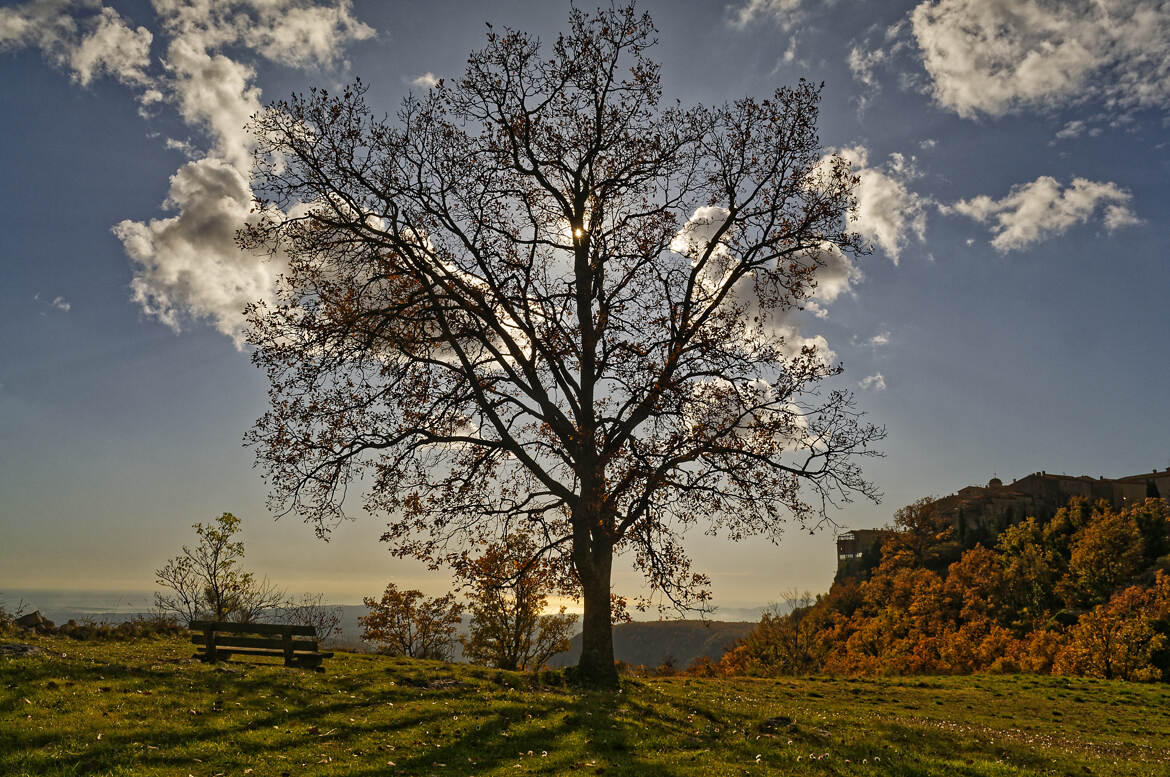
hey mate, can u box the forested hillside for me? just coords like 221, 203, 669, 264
721, 496, 1170, 680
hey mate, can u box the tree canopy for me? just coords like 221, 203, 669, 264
243, 3, 880, 686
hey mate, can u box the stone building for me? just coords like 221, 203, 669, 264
835, 467, 1170, 581
834, 528, 887, 581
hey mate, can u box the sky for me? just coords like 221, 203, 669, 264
1, 0, 1168, 616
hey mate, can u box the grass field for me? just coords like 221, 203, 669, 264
3, 635, 1170, 776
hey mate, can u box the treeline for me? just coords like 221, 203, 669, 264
716, 496, 1170, 681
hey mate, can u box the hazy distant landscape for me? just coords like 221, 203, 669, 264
7, 592, 761, 669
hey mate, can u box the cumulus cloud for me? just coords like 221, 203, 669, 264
0, 0, 153, 86
411, 71, 439, 88
868, 330, 890, 347
859, 373, 886, 392
114, 160, 282, 346
909, 0, 1170, 119
152, 0, 373, 70
672, 206, 860, 319
100, 0, 375, 345
164, 40, 263, 171
671, 206, 860, 366
801, 243, 861, 320
950, 176, 1140, 252
835, 145, 927, 264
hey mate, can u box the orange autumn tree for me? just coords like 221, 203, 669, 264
457, 535, 578, 671
359, 583, 464, 660
243, 3, 881, 686
1054, 574, 1170, 681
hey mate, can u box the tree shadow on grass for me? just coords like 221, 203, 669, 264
344, 684, 688, 776
4, 647, 692, 776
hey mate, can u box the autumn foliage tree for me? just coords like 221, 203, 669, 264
457, 535, 578, 671
359, 583, 464, 660
243, 4, 880, 686
1053, 579, 1169, 681
878, 496, 957, 572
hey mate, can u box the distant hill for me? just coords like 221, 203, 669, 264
549, 620, 754, 670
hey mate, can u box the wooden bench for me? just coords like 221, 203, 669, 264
190, 621, 333, 671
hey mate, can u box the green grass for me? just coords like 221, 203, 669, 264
3, 635, 1170, 775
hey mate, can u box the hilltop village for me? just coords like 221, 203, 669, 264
836, 468, 1170, 582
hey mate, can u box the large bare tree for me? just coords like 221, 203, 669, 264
243, 4, 881, 686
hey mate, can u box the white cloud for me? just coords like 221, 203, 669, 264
672, 207, 859, 365
729, 0, 807, 29
163, 39, 263, 171
1104, 203, 1142, 231
152, 0, 373, 70
33, 293, 72, 312
114, 159, 284, 346
164, 137, 198, 157
909, 0, 1170, 119
800, 243, 861, 320
1054, 120, 1086, 141
672, 206, 860, 321
835, 145, 927, 264
918, 138, 936, 150
104, 1, 374, 347
848, 45, 887, 89
951, 176, 1140, 252
0, 0, 153, 86
410, 71, 439, 88
780, 34, 797, 64
868, 331, 890, 347
859, 373, 886, 391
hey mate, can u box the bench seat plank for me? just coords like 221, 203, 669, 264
195, 645, 333, 658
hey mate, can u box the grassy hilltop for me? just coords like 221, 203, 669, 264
3, 635, 1170, 776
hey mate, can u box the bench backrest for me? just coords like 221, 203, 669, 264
190, 620, 317, 637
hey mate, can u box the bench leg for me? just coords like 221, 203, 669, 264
291, 656, 325, 672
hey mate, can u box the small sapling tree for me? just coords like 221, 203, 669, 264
458, 535, 578, 671
154, 512, 284, 624
281, 592, 343, 641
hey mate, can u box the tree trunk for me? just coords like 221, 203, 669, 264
575, 543, 618, 688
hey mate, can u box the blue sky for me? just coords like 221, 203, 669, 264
1, 0, 1168, 614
